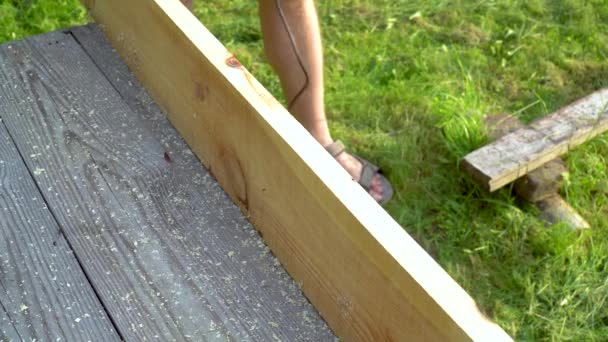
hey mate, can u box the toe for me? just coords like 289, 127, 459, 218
368, 175, 384, 202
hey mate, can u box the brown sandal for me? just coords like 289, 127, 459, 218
325, 140, 394, 206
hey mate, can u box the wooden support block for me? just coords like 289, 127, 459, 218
537, 196, 590, 230
464, 88, 608, 191
484, 113, 523, 140
79, 0, 511, 340
513, 160, 566, 202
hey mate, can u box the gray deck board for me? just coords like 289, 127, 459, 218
0, 122, 119, 341
0, 27, 333, 341
0, 305, 21, 341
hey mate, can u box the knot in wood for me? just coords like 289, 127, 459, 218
225, 56, 241, 68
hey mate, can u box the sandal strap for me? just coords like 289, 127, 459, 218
325, 141, 389, 200
355, 156, 379, 191
325, 140, 345, 158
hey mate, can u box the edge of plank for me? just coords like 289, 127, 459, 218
79, 1, 511, 340
460, 158, 493, 191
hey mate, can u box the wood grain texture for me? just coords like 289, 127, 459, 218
79, 0, 512, 339
0, 31, 333, 341
464, 89, 608, 191
0, 305, 21, 342
0, 122, 118, 341
484, 114, 567, 202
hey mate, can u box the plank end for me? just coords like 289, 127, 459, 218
460, 157, 493, 192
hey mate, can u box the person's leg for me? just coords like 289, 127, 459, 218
181, 0, 388, 202
258, 0, 330, 146
181, 0, 329, 144
258, 0, 386, 201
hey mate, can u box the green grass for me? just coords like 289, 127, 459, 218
2, 0, 608, 339
0, 0, 86, 42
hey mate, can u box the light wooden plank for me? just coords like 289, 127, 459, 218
484, 113, 567, 202
0, 31, 333, 340
0, 121, 119, 340
483, 113, 589, 229
80, 1, 511, 340
464, 89, 608, 191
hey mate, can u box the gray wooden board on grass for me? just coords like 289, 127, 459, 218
463, 88, 608, 191
0, 122, 119, 341
0, 28, 333, 341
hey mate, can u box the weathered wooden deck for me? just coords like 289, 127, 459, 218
0, 24, 334, 341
